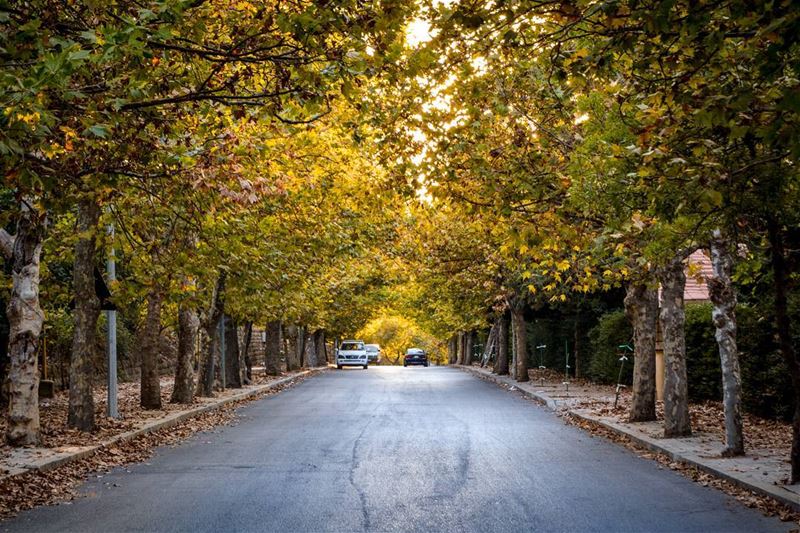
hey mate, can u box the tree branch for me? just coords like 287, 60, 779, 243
0, 228, 15, 259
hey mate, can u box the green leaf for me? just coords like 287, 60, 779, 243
69, 49, 92, 61
85, 124, 110, 138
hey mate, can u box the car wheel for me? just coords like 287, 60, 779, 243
337, 364, 342, 369
363, 364, 368, 370
424, 363, 429, 367
403, 363, 407, 367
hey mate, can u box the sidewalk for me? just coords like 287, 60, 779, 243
461, 365, 800, 512
0, 370, 316, 483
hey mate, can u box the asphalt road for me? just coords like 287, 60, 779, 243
3, 367, 789, 532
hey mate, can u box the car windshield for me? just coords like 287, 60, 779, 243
365, 345, 379, 353
340, 342, 363, 351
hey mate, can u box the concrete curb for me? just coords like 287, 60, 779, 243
567, 411, 800, 512
459, 365, 800, 512
1, 370, 318, 482
460, 366, 561, 410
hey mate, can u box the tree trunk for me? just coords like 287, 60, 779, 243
284, 326, 300, 372
464, 331, 474, 366
242, 321, 253, 384
265, 320, 282, 376
510, 316, 517, 380
68, 197, 100, 431
659, 259, 691, 438
140, 288, 164, 410
767, 216, 800, 483
304, 332, 316, 367
481, 324, 497, 367
313, 329, 327, 367
573, 316, 582, 379
511, 307, 529, 382
708, 230, 744, 456
224, 316, 242, 388
4, 203, 45, 445
494, 313, 510, 376
171, 304, 199, 404
202, 325, 220, 396
285, 324, 301, 371
624, 282, 659, 422
447, 336, 455, 365
199, 274, 225, 397
296, 326, 307, 368
455, 332, 463, 365
0, 299, 9, 407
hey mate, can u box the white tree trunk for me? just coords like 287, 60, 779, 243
4, 203, 45, 445
709, 230, 744, 456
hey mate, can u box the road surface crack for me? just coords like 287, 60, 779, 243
349, 420, 373, 532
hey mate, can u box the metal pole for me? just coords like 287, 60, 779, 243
106, 222, 119, 419
614, 345, 633, 408
564, 339, 570, 394
219, 314, 226, 390
537, 344, 547, 386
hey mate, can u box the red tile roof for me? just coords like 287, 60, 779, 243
684, 250, 713, 302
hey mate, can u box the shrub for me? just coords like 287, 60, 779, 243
684, 303, 720, 402
527, 318, 559, 370
737, 305, 792, 421
587, 310, 633, 384
683, 302, 793, 420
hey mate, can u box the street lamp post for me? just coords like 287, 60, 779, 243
106, 223, 119, 419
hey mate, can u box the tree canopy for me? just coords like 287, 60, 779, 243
2, 0, 800, 478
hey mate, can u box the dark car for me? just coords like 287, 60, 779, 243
404, 348, 428, 367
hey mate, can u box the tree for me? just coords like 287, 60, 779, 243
624, 282, 659, 422
0, 0, 412, 442
1, 203, 45, 445
659, 259, 692, 438
708, 230, 744, 455
493, 311, 510, 376
172, 299, 200, 404
265, 320, 282, 376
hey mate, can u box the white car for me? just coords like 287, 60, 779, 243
336, 340, 368, 369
